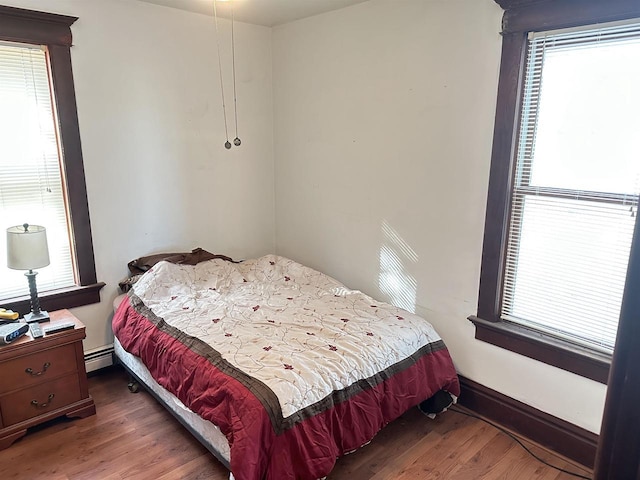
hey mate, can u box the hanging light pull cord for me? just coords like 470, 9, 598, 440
213, 0, 231, 149
231, 5, 241, 147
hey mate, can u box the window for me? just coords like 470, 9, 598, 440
471, 0, 640, 384
503, 22, 640, 353
0, 6, 103, 313
0, 42, 76, 298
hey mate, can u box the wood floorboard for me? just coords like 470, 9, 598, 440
0, 368, 593, 479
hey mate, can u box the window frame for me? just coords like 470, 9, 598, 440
470, 0, 640, 384
0, 5, 103, 313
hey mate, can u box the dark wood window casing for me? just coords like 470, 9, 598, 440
470, 0, 640, 384
0, 5, 104, 313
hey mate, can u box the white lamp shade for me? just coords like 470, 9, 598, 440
6, 224, 50, 270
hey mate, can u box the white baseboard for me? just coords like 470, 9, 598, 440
84, 344, 114, 373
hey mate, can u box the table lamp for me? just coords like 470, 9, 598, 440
6, 223, 50, 323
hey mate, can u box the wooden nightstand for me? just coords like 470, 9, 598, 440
0, 310, 96, 449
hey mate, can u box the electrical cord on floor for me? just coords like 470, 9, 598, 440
449, 406, 592, 480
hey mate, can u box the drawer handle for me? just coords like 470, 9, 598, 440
25, 362, 51, 376
31, 393, 55, 409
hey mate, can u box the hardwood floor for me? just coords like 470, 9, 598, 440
0, 368, 592, 479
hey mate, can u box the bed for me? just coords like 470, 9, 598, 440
112, 252, 460, 480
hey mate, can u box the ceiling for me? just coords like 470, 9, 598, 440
136, 0, 370, 27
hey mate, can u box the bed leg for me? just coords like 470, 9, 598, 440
127, 376, 140, 393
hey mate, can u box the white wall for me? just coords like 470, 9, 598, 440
272, 0, 607, 433
4, 0, 275, 355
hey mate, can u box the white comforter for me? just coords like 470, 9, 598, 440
131, 254, 443, 418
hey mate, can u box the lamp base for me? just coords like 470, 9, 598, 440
24, 310, 50, 324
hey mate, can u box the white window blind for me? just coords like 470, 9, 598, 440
502, 21, 640, 353
0, 42, 75, 300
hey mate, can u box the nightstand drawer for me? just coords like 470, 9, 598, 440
0, 344, 77, 393
0, 374, 82, 426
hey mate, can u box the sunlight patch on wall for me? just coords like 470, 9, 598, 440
379, 221, 418, 313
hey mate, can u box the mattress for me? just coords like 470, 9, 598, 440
113, 336, 231, 463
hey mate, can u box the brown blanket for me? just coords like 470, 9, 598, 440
119, 248, 238, 292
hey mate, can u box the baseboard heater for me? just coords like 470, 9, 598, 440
84, 344, 114, 372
